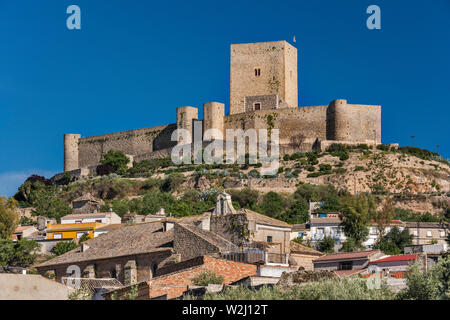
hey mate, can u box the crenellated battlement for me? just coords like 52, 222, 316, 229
63, 41, 381, 171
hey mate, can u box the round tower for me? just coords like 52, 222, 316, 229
203, 102, 224, 140
329, 99, 350, 141
64, 134, 81, 172
176, 106, 198, 144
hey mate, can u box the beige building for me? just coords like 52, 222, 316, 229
289, 241, 323, 271
405, 222, 449, 246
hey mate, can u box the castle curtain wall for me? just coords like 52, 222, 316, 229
77, 124, 176, 168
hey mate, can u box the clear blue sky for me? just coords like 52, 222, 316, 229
0, 0, 449, 197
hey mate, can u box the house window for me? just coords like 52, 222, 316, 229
413, 230, 418, 236
255, 68, 261, 77
339, 261, 353, 270
53, 233, 62, 239
440, 231, 446, 237
95, 219, 102, 223
267, 236, 273, 243
253, 102, 261, 111
75, 220, 82, 224
426, 231, 432, 237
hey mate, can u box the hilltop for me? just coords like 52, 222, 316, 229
13, 144, 450, 224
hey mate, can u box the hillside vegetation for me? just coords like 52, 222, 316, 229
12, 144, 450, 223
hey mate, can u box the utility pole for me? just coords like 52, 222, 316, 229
411, 135, 416, 147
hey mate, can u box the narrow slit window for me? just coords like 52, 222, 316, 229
255, 68, 261, 76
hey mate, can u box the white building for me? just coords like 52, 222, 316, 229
60, 212, 121, 225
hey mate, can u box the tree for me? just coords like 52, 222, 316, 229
259, 192, 285, 218
53, 241, 78, 256
228, 188, 259, 210
341, 237, 364, 252
339, 194, 375, 246
0, 239, 39, 267
0, 197, 19, 239
373, 197, 395, 242
31, 189, 72, 222
283, 198, 309, 224
100, 150, 130, 173
375, 226, 413, 255
318, 236, 335, 253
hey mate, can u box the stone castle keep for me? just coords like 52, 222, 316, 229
64, 40, 381, 172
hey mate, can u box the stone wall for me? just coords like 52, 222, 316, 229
173, 224, 222, 261
105, 256, 257, 300
36, 250, 172, 284
76, 124, 176, 168
230, 41, 297, 115
210, 213, 249, 247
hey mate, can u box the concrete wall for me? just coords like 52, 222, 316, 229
0, 274, 70, 300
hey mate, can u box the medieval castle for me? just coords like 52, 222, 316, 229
63, 40, 381, 173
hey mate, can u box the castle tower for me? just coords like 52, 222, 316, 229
64, 134, 81, 172
328, 99, 350, 141
230, 40, 298, 115
203, 102, 224, 140
176, 106, 198, 144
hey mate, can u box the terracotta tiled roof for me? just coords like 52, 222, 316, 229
369, 219, 405, 226
289, 241, 323, 256
370, 254, 418, 264
334, 269, 365, 278
14, 226, 35, 233
310, 217, 342, 225
95, 224, 124, 231
313, 250, 381, 263
61, 213, 111, 219
37, 222, 173, 268
292, 223, 308, 232
237, 209, 291, 228
404, 222, 449, 229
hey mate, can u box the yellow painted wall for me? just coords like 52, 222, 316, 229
46, 222, 103, 240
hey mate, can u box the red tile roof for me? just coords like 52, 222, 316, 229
313, 250, 381, 263
334, 269, 365, 278
370, 254, 418, 264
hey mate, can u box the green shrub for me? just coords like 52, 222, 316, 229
196, 277, 395, 300
248, 169, 261, 178
191, 270, 224, 286
53, 241, 78, 256
319, 164, 332, 172
100, 150, 130, 173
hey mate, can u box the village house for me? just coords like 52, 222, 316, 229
367, 254, 418, 277
103, 256, 258, 300
122, 208, 167, 224
313, 250, 384, 272
363, 219, 406, 248
208, 192, 292, 260
289, 241, 323, 271
61, 211, 121, 225
46, 222, 104, 240
11, 225, 39, 241
405, 222, 449, 246
37, 222, 174, 284
309, 217, 346, 249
